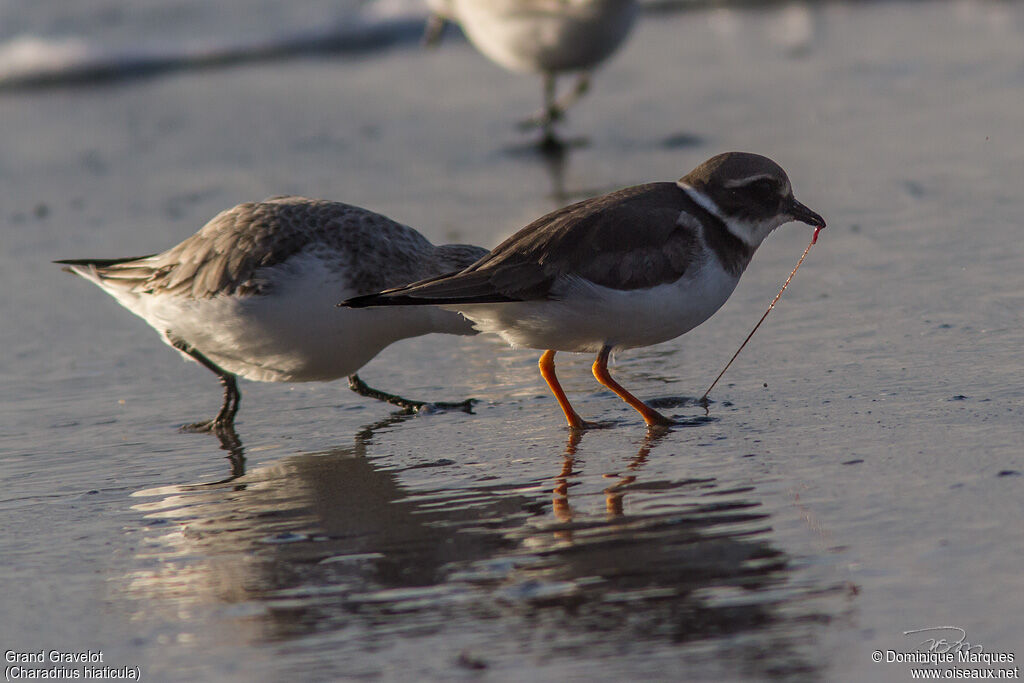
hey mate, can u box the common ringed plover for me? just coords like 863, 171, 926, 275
343, 152, 825, 430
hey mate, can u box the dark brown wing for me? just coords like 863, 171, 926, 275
344, 183, 703, 308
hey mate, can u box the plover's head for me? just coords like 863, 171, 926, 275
678, 152, 825, 247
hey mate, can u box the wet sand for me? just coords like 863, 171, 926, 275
1, 1, 1022, 680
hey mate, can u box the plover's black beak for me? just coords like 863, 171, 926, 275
787, 197, 826, 229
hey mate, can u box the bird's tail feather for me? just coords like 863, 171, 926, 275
54, 255, 155, 268
343, 291, 516, 308
341, 267, 521, 308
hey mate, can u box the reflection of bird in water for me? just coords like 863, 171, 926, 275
57, 196, 487, 434
126, 417, 836, 674
600, 428, 661, 518
197, 425, 247, 486
344, 152, 825, 430
125, 414, 538, 637
551, 426, 668, 536
425, 0, 639, 148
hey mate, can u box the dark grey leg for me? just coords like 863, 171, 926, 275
169, 336, 241, 432
422, 13, 447, 46
348, 374, 475, 414
554, 73, 591, 118
518, 73, 564, 151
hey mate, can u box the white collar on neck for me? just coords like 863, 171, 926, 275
678, 181, 767, 248
677, 181, 727, 224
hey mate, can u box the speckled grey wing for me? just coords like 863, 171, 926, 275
70, 197, 453, 299
358, 183, 702, 305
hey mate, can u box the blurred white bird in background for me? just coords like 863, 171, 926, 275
425, 0, 639, 148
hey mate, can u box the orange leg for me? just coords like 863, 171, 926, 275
592, 346, 674, 428
539, 350, 587, 430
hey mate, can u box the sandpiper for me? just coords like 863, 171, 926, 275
343, 152, 825, 430
425, 0, 639, 147
57, 196, 487, 432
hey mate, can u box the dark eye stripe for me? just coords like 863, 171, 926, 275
749, 179, 776, 192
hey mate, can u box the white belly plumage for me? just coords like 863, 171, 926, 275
452, 260, 741, 353
448, 0, 638, 74
149, 297, 460, 384
84, 254, 475, 383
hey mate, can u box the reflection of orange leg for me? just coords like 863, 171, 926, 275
592, 346, 674, 427
553, 437, 578, 523
603, 427, 667, 518
539, 350, 587, 430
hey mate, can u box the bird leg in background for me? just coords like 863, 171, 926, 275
422, 13, 447, 47
539, 350, 587, 430
592, 346, 674, 428
347, 374, 476, 414
521, 74, 593, 128
553, 73, 591, 120
516, 72, 565, 147
519, 73, 591, 148
170, 336, 241, 433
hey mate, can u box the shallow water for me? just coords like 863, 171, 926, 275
2, 0, 1023, 681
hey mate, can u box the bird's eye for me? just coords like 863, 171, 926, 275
746, 179, 778, 204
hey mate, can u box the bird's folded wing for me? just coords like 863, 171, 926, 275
465, 182, 703, 293
344, 182, 705, 308
57, 197, 446, 300
345, 266, 537, 306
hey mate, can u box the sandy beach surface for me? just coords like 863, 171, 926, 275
1, 0, 1022, 680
